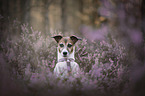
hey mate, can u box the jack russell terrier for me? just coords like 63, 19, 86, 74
52, 35, 81, 78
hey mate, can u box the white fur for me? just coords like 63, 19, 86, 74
54, 61, 80, 78
60, 48, 70, 59
54, 46, 80, 78
57, 46, 75, 61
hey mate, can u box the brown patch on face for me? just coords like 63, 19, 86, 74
58, 37, 75, 54
66, 38, 74, 54
59, 48, 62, 53
64, 39, 67, 44
70, 47, 74, 53
67, 46, 73, 54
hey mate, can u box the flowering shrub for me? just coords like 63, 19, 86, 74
1, 0, 144, 95
0, 23, 129, 96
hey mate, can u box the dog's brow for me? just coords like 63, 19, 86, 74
64, 39, 67, 44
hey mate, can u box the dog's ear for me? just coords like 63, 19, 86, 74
70, 36, 81, 44
52, 35, 63, 43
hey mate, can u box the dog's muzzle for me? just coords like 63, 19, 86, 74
63, 52, 67, 57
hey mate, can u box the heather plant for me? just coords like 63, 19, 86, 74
0, 22, 129, 96
1, 0, 144, 95
75, 34, 128, 94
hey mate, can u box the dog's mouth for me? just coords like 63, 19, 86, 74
63, 55, 67, 57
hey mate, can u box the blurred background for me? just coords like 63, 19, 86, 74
0, 0, 145, 96
0, 0, 144, 43
0, 0, 144, 40
0, 0, 107, 38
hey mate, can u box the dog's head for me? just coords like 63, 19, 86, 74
52, 35, 81, 57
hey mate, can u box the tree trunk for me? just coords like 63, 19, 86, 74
44, 1, 49, 36
22, 0, 30, 24
61, 0, 67, 32
141, 0, 145, 63
141, 0, 145, 42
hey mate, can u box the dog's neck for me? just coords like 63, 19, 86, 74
57, 46, 75, 62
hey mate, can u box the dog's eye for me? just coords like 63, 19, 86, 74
59, 44, 64, 47
67, 44, 72, 48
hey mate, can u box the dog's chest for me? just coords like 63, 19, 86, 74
57, 61, 73, 71
54, 61, 80, 78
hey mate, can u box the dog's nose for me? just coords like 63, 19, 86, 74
63, 52, 67, 55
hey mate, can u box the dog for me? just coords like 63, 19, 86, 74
52, 35, 81, 78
